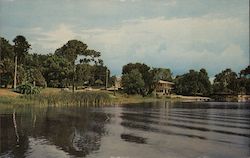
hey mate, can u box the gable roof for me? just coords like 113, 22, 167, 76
158, 80, 175, 85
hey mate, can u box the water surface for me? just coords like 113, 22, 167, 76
0, 101, 250, 158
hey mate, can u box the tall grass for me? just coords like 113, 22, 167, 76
28, 91, 111, 107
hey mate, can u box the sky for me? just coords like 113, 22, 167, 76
0, 0, 249, 77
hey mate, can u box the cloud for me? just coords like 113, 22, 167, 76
78, 16, 248, 75
28, 15, 248, 76
28, 24, 78, 52
0, 0, 15, 2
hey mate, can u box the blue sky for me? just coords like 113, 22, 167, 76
0, 0, 249, 77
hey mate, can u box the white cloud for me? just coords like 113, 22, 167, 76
79, 16, 248, 75
29, 15, 249, 76
28, 24, 77, 51
1, 0, 15, 2
163, 0, 177, 6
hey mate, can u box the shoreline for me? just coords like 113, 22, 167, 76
0, 88, 248, 108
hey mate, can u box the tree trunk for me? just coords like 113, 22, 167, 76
105, 68, 108, 90
13, 109, 19, 144
72, 63, 75, 93
14, 56, 17, 89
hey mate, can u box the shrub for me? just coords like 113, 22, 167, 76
15, 83, 41, 95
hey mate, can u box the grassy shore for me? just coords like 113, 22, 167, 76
0, 88, 211, 107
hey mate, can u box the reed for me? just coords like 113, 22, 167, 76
28, 91, 111, 107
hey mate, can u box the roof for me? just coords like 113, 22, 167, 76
158, 80, 175, 85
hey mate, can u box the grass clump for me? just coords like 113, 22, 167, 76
30, 91, 111, 106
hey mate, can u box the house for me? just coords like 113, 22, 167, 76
114, 77, 122, 90
107, 77, 122, 91
155, 80, 174, 96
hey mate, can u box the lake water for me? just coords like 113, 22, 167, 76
0, 101, 250, 158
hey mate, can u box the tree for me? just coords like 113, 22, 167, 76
55, 40, 88, 62
55, 40, 106, 91
213, 69, 239, 94
0, 59, 14, 87
0, 37, 14, 86
151, 68, 172, 82
91, 65, 110, 87
75, 63, 92, 87
42, 55, 72, 88
95, 79, 104, 86
0, 37, 14, 60
238, 65, 250, 94
174, 69, 211, 96
25, 68, 46, 87
122, 69, 145, 95
122, 63, 151, 94
109, 75, 117, 87
82, 49, 103, 65
55, 40, 89, 91
13, 35, 31, 89
240, 65, 250, 78
198, 68, 212, 96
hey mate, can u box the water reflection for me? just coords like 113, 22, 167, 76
120, 134, 147, 144
0, 106, 110, 157
1, 101, 250, 158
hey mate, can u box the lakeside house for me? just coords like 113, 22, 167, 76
155, 80, 174, 96
115, 77, 122, 90
107, 77, 122, 91
238, 94, 250, 102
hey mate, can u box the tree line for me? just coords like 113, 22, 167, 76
0, 35, 110, 90
121, 63, 250, 96
1, 35, 249, 96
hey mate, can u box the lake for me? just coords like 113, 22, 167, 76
0, 101, 250, 158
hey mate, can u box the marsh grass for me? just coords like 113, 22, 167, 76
28, 91, 112, 107
0, 96, 35, 108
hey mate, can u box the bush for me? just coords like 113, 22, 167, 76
15, 83, 41, 95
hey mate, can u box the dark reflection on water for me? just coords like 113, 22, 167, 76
0, 106, 110, 157
120, 134, 147, 144
0, 101, 250, 158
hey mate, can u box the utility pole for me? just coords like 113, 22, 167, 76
105, 68, 108, 90
14, 56, 17, 89
0, 46, 2, 87
72, 63, 75, 93
113, 75, 116, 96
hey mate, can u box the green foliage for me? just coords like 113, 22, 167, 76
15, 83, 41, 95
174, 69, 211, 96
55, 40, 88, 63
0, 37, 14, 60
25, 68, 46, 87
13, 35, 31, 64
1, 36, 107, 90
0, 58, 14, 87
121, 63, 174, 95
122, 69, 145, 95
43, 54, 72, 88
55, 40, 106, 89
91, 65, 109, 86
238, 65, 250, 94
122, 63, 151, 94
75, 63, 92, 86
109, 75, 116, 87
240, 65, 250, 78
148, 68, 173, 94
151, 68, 173, 82
34, 91, 111, 106
95, 79, 104, 85
0, 37, 14, 87
82, 49, 103, 65
213, 69, 239, 94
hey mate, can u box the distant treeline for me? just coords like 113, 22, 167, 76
120, 62, 250, 96
1, 35, 249, 97
0, 35, 111, 89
